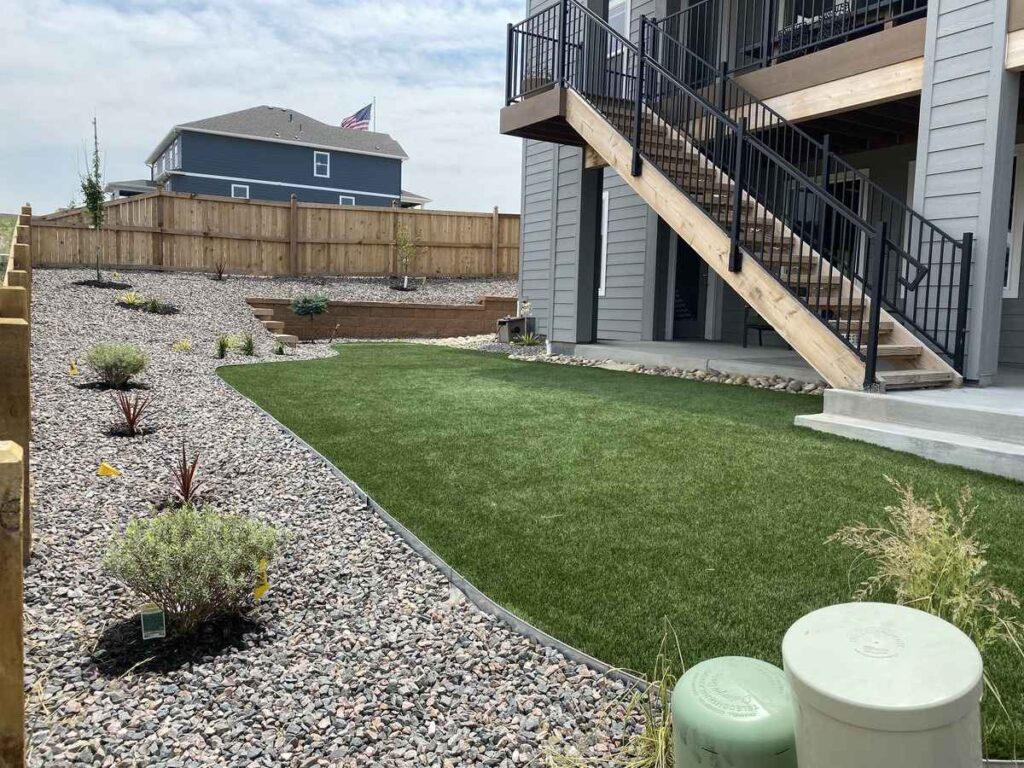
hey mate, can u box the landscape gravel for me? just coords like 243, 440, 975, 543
25, 268, 638, 767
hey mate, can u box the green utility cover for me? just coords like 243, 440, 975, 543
672, 656, 797, 767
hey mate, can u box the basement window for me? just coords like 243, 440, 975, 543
231, 184, 249, 199
314, 151, 330, 178
339, 195, 355, 205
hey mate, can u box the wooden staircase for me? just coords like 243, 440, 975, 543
564, 91, 959, 391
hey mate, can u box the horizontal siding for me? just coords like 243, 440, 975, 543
519, 139, 554, 334
596, 172, 649, 340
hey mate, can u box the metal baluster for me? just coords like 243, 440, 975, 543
632, 16, 647, 177
730, 118, 747, 272
953, 233, 973, 374
863, 222, 888, 388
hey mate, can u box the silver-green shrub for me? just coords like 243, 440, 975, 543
85, 342, 148, 388
104, 504, 281, 634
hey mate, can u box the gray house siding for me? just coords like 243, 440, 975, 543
597, 172, 652, 339
912, 0, 1018, 382
1002, 272, 1024, 365
174, 131, 401, 207
515, 0, 663, 342
520, 139, 555, 334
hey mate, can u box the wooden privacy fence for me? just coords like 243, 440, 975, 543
33, 191, 520, 278
1, 204, 32, 766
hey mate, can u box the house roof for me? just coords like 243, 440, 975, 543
104, 179, 158, 194
145, 106, 408, 164
400, 189, 432, 207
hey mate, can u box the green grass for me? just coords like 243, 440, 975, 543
220, 344, 1024, 757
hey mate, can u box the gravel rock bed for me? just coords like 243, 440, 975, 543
25, 268, 634, 767
65, 268, 517, 306
402, 335, 827, 395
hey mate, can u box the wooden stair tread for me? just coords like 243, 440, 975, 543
875, 369, 955, 389
859, 344, 923, 358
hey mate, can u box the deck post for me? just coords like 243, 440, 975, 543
556, 0, 568, 86
863, 222, 888, 390
631, 15, 647, 177
953, 232, 973, 374
0, 441, 24, 768
729, 118, 746, 273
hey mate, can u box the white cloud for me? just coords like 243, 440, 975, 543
0, 0, 525, 214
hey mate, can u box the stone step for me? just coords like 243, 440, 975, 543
794, 411, 1024, 482
251, 307, 274, 319
262, 319, 285, 333
815, 388, 1024, 446
273, 333, 299, 348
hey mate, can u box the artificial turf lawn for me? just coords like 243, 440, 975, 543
220, 343, 1024, 756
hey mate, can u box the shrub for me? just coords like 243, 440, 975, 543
111, 391, 152, 437
274, 341, 286, 356
827, 478, 1024, 707
171, 339, 193, 353
239, 332, 256, 356
512, 332, 542, 347
213, 261, 227, 281
291, 293, 328, 317
215, 335, 231, 359
103, 503, 281, 634
85, 343, 148, 388
118, 290, 144, 307
142, 298, 178, 315
170, 442, 205, 505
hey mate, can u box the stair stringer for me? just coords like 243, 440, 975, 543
638, 102, 960, 386
565, 89, 869, 390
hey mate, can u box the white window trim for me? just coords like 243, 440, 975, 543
313, 151, 330, 178
339, 195, 355, 205
1006, 145, 1024, 299
231, 184, 249, 199
598, 189, 609, 297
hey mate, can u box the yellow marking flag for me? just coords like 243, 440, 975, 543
97, 462, 122, 477
253, 559, 269, 600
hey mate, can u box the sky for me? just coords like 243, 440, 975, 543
0, 0, 525, 215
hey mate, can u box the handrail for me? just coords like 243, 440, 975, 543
644, 17, 971, 368
504, 0, 973, 375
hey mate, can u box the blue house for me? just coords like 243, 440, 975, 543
107, 105, 429, 208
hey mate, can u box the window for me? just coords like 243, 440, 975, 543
608, 0, 629, 38
339, 195, 355, 205
231, 184, 249, 199
313, 151, 330, 178
598, 189, 609, 297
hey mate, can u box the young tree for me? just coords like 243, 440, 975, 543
80, 117, 106, 282
395, 224, 424, 290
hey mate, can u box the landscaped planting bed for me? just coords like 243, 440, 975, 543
27, 268, 635, 767
221, 343, 1024, 760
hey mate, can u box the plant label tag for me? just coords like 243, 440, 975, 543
140, 603, 166, 640
253, 559, 269, 601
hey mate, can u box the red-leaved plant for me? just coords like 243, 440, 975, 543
112, 391, 152, 437
171, 442, 206, 505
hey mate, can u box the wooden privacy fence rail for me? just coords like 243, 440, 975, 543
1, 203, 32, 767
33, 191, 521, 278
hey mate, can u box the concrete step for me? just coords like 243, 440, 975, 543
795, 411, 1024, 482
818, 388, 1024, 446
273, 333, 299, 348
262, 319, 285, 333
251, 307, 274, 319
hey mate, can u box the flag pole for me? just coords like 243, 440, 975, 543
372, 96, 376, 131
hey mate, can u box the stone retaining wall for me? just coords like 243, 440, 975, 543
246, 295, 518, 340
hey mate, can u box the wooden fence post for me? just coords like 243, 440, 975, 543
390, 208, 399, 276
0, 441, 24, 768
153, 192, 164, 268
0, 286, 30, 566
288, 194, 299, 276
491, 206, 500, 277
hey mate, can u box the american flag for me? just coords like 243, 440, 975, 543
341, 104, 372, 131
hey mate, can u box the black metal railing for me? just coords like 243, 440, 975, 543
504, 0, 972, 381
643, 22, 971, 371
654, 0, 928, 74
